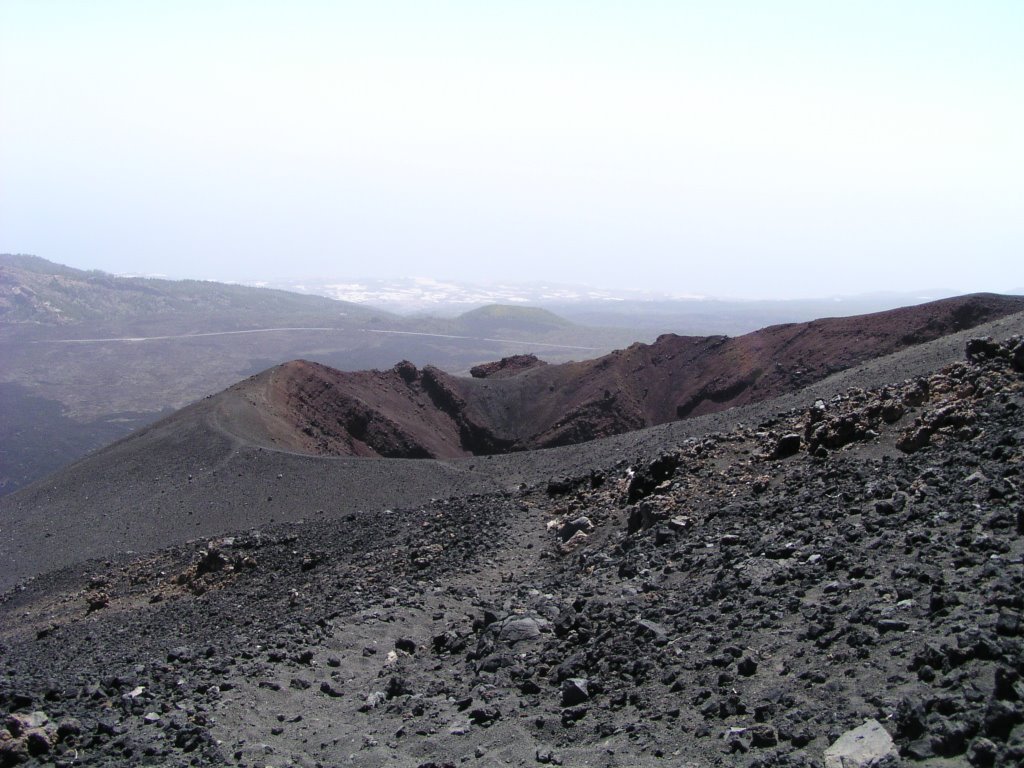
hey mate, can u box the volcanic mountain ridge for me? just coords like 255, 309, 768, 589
222, 293, 1024, 459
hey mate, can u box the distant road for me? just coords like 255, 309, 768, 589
35, 327, 342, 343
33, 326, 601, 352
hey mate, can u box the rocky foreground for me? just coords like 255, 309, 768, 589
2, 336, 1023, 767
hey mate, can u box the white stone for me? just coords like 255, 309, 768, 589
824, 719, 898, 768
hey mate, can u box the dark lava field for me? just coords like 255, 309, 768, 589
2, 309, 1024, 767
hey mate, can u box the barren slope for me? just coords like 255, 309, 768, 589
3, 309, 1024, 595
1, 327, 1022, 767
217, 294, 1024, 457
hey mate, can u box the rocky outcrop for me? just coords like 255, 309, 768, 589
419, 366, 513, 455
469, 354, 547, 379
271, 360, 457, 458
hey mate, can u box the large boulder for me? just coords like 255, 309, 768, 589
823, 719, 898, 768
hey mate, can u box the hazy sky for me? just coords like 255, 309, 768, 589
1, 1, 1021, 298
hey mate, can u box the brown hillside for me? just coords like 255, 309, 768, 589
215, 293, 1024, 458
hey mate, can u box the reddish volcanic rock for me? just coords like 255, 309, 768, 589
470, 354, 548, 379
217, 360, 478, 459
216, 293, 1024, 458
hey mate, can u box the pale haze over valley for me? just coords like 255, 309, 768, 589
1, 1, 1021, 299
